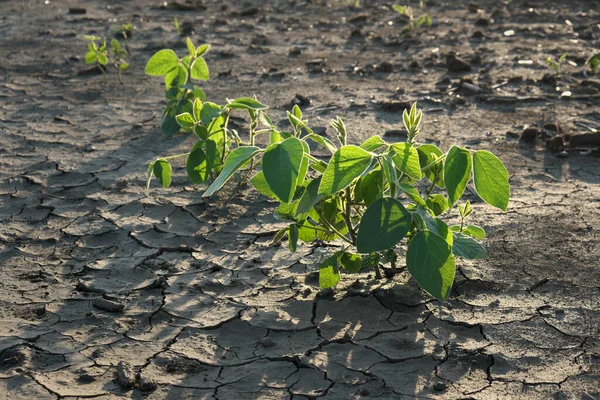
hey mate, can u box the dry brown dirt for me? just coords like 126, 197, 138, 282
1, 0, 599, 399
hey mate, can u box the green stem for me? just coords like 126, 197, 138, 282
344, 187, 357, 245
314, 208, 353, 245
162, 153, 189, 160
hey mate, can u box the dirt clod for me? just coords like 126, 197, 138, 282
116, 361, 137, 389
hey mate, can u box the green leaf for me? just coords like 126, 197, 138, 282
444, 146, 472, 206
360, 136, 387, 152
360, 169, 383, 207
176, 112, 195, 129
186, 142, 209, 184
190, 57, 209, 80
426, 194, 448, 216
263, 137, 305, 203
289, 225, 299, 253
195, 44, 211, 57
397, 183, 426, 207
145, 49, 179, 76
297, 219, 318, 242
472, 151, 510, 211
304, 133, 337, 154
153, 158, 172, 188
356, 197, 412, 253
203, 146, 262, 197
111, 38, 120, 52
271, 227, 288, 246
146, 162, 154, 189
297, 140, 310, 186
407, 231, 456, 301
161, 111, 181, 136
186, 37, 195, 56
200, 102, 222, 126
390, 143, 421, 180
417, 144, 444, 188
226, 97, 269, 111
193, 98, 202, 121
97, 52, 108, 65
204, 139, 221, 172
587, 53, 600, 73
250, 172, 278, 200
296, 178, 323, 216
451, 224, 486, 239
340, 252, 362, 273
319, 145, 373, 196
319, 253, 341, 289
119, 62, 129, 71
452, 232, 488, 259
85, 51, 97, 64
165, 65, 187, 89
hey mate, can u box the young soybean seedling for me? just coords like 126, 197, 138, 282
392, 4, 432, 34
546, 52, 568, 76
145, 38, 211, 136
586, 53, 600, 74
84, 36, 129, 84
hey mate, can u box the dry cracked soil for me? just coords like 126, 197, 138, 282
1, 0, 599, 399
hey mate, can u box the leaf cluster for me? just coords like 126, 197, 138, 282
392, 4, 432, 34
144, 45, 510, 302
84, 35, 129, 84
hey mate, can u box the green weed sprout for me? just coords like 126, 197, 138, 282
545, 52, 568, 76
392, 4, 432, 34
586, 53, 600, 74
84, 35, 129, 84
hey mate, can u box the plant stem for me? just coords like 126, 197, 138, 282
162, 153, 189, 160
314, 208, 353, 245
344, 187, 357, 245
421, 154, 447, 173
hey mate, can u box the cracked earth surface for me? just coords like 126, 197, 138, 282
1, 0, 599, 398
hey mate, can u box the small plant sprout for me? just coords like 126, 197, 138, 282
84, 35, 129, 84
392, 4, 432, 34
145, 38, 213, 136
118, 23, 133, 53
145, 60, 511, 301
545, 52, 568, 76
586, 52, 600, 74
173, 17, 181, 36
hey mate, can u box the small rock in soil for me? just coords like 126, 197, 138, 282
306, 59, 326, 73
446, 54, 472, 72
547, 136, 565, 152
376, 61, 394, 73
292, 93, 311, 107
78, 371, 96, 383
557, 150, 569, 158
116, 361, 137, 389
472, 30, 484, 39
350, 28, 362, 38
312, 126, 327, 136
433, 382, 448, 392
520, 126, 540, 142
139, 376, 158, 392
68, 7, 86, 14
461, 82, 482, 94
289, 46, 302, 56
92, 298, 125, 313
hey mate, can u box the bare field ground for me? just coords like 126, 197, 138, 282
0, 0, 599, 398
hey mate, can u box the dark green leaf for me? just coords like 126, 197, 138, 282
203, 146, 262, 197
417, 144, 444, 188
356, 197, 412, 253
289, 225, 299, 252
153, 158, 172, 188
263, 137, 305, 203
397, 183, 426, 207
452, 232, 488, 259
472, 150, 510, 211
200, 102, 222, 126
186, 142, 209, 184
360, 169, 384, 207
304, 133, 337, 154
165, 65, 187, 89
296, 177, 323, 216
407, 231, 456, 301
444, 146, 472, 206
341, 252, 362, 273
318, 145, 373, 196
161, 112, 181, 136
